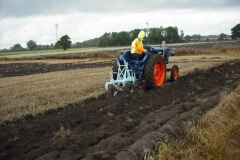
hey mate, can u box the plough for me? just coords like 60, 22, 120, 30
105, 58, 135, 91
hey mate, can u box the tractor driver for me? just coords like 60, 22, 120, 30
131, 30, 147, 59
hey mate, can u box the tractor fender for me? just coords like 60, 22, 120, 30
142, 52, 154, 64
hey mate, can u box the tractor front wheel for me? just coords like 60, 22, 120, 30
170, 65, 179, 81
144, 54, 166, 89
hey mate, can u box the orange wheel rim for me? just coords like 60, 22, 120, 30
153, 60, 165, 86
173, 68, 178, 80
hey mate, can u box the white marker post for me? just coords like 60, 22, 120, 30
162, 40, 165, 55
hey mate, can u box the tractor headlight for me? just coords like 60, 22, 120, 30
171, 51, 176, 56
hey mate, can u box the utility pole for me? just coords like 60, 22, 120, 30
146, 22, 149, 37
55, 23, 58, 41
145, 21, 150, 44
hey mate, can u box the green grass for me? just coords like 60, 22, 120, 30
0, 47, 98, 56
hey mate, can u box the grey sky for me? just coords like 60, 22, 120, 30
1, 0, 239, 17
0, 0, 240, 49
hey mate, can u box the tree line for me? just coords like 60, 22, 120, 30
97, 26, 183, 47
9, 23, 240, 51
11, 40, 55, 51
10, 35, 72, 51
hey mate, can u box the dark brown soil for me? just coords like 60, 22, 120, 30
0, 59, 240, 160
0, 61, 113, 78
170, 41, 240, 49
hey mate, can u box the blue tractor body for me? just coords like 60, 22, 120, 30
118, 46, 175, 81
105, 44, 179, 91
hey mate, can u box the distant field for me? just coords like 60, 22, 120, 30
0, 47, 98, 56
1, 40, 238, 58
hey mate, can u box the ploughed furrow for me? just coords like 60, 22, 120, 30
0, 61, 112, 78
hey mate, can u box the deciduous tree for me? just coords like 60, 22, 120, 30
57, 35, 72, 50
54, 41, 62, 49
184, 35, 191, 41
231, 23, 240, 39
11, 43, 23, 51
26, 40, 37, 50
219, 33, 227, 40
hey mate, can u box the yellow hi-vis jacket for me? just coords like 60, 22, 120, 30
131, 31, 145, 54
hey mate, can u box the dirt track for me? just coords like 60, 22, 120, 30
0, 58, 240, 159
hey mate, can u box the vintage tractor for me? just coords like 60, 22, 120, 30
105, 42, 179, 93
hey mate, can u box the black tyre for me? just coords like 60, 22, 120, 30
170, 65, 179, 81
112, 61, 118, 80
144, 54, 166, 89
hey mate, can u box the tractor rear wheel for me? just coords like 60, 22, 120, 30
144, 54, 166, 89
170, 65, 179, 81
112, 61, 118, 80
112, 60, 125, 80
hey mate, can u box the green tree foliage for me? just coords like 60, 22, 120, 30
184, 35, 191, 41
75, 38, 99, 47
11, 43, 23, 51
99, 32, 111, 47
184, 34, 201, 41
56, 35, 72, 50
54, 41, 62, 49
26, 40, 37, 50
219, 33, 227, 40
191, 34, 201, 41
98, 27, 182, 47
164, 26, 182, 43
148, 27, 164, 44
231, 23, 240, 39
115, 31, 130, 46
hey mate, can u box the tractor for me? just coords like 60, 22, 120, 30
105, 42, 179, 93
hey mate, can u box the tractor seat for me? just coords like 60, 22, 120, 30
132, 53, 144, 60
123, 50, 144, 62
122, 50, 134, 62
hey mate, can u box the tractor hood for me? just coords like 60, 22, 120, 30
152, 47, 172, 53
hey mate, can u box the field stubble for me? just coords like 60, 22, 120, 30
0, 67, 110, 122
0, 54, 238, 123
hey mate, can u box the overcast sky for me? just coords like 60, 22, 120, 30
0, 0, 239, 49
